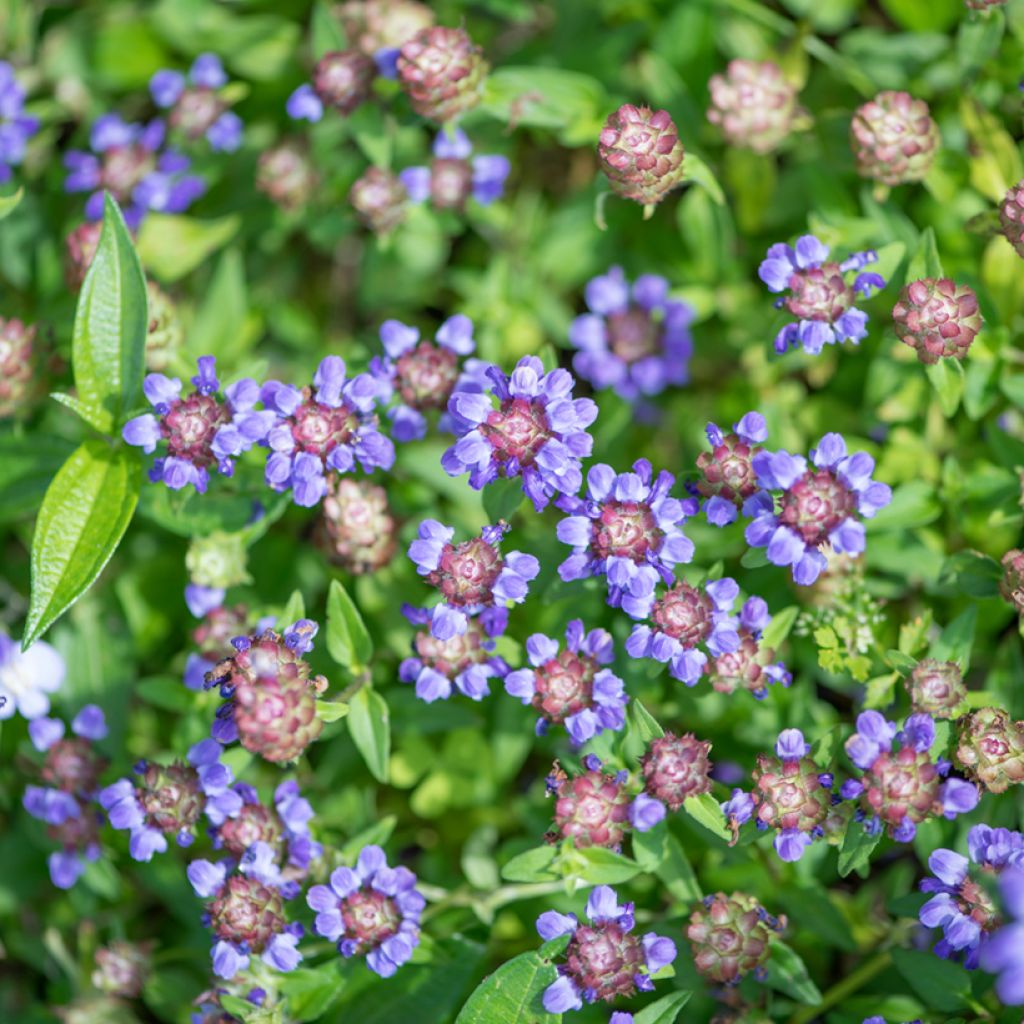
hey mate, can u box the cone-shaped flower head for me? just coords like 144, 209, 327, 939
92, 941, 153, 998
556, 460, 697, 614
893, 278, 982, 364
340, 0, 435, 76
257, 141, 318, 210
400, 606, 507, 703
349, 166, 408, 232
956, 707, 1024, 794
1001, 549, 1024, 614
850, 91, 939, 186
707, 60, 801, 154
408, 520, 539, 641
444, 355, 597, 511
698, 413, 768, 527
905, 659, 967, 719
744, 432, 892, 585
317, 50, 376, 114
547, 758, 632, 849
999, 178, 1024, 258
0, 317, 36, 419
205, 621, 328, 764
399, 127, 510, 210
397, 26, 488, 122
706, 596, 791, 699
640, 733, 713, 811
320, 476, 397, 574
307, 844, 425, 977
505, 620, 627, 745
537, 885, 677, 1012
568, 266, 694, 403
686, 892, 784, 985
598, 104, 685, 206
759, 236, 885, 355
150, 53, 243, 152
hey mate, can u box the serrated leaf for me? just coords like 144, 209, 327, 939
574, 846, 643, 884
766, 939, 823, 1005
632, 991, 693, 1024
682, 793, 730, 841
326, 578, 374, 673
348, 686, 390, 782
24, 441, 141, 648
838, 819, 881, 877
70, 194, 147, 434
761, 605, 799, 649
316, 699, 350, 722
455, 948, 562, 1024
500, 845, 558, 883
482, 477, 526, 524
0, 187, 23, 220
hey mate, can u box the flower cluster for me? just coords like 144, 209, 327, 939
638, 732, 713, 814
850, 91, 939, 187
955, 707, 1024, 794
399, 128, 510, 210
150, 53, 243, 152
407, 520, 539, 640
904, 658, 967, 719
568, 266, 694, 404
0, 61, 39, 182
697, 412, 768, 527
287, 50, 376, 122
307, 844, 425, 977
759, 235, 885, 355
705, 597, 790, 699
841, 711, 979, 841
320, 477, 398, 574
744, 432, 892, 585
64, 114, 205, 227
536, 885, 677, 1013
893, 277, 983, 364
396, 26, 488, 123
444, 355, 597, 511
707, 59, 801, 154
23, 707, 108, 888
556, 461, 696, 613
598, 104, 685, 207
504, 620, 627, 743
686, 891, 784, 984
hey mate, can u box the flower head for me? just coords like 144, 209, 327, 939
407, 520, 539, 640
687, 892, 784, 985
955, 706, 1024, 794
556, 461, 697, 614
707, 60, 801, 154
123, 356, 272, 494
893, 278, 983, 364
92, 941, 153, 998
307, 845, 424, 977
706, 597, 791, 699
697, 412, 768, 527
999, 177, 1024, 259
597, 104, 685, 207
151, 53, 243, 152
537, 885, 676, 1012
0, 631, 64, 720
396, 26, 488, 122
444, 355, 597, 511
320, 477, 398, 574
339, 0, 435, 77
546, 759, 633, 850
759, 236, 884, 355
744, 432, 891, 585
261, 356, 394, 507
256, 140, 318, 210
905, 659, 968, 719
349, 166, 408, 232
639, 733, 713, 812
568, 267, 693, 404
400, 127, 510, 210
850, 91, 939, 186
0, 62, 39, 183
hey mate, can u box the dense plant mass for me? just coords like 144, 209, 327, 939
5, 1, 1024, 1022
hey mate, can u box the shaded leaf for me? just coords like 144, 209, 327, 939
326, 578, 374, 673
348, 686, 391, 782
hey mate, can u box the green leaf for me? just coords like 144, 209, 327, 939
939, 550, 1003, 598
906, 226, 944, 282
186, 248, 254, 367
310, 0, 347, 56
957, 8, 1005, 71
137, 212, 241, 281
892, 948, 971, 1011
326, 578, 374, 673
682, 793, 730, 841
630, 699, 665, 740
482, 477, 526, 524
454, 947, 562, 1024
761, 605, 799, 649
24, 441, 141, 648
656, 833, 702, 902
281, 589, 305, 626
838, 819, 882, 877
282, 964, 346, 1022
766, 939, 823, 1005
682, 152, 726, 205
930, 606, 977, 671
339, 815, 398, 863
740, 546, 770, 569
0, 187, 23, 220
500, 845, 558, 882
217, 995, 257, 1020
925, 358, 964, 417
574, 846, 643, 884
70, 193, 147, 434
0, 433, 76, 524
632, 819, 667, 871
633, 991, 693, 1024
316, 699, 350, 723
348, 686, 391, 782
866, 481, 941, 531
884, 649, 917, 676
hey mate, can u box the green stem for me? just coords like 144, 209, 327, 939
786, 950, 892, 1024
419, 880, 567, 922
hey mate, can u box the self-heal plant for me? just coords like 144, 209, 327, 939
744, 432, 891, 585
0, 61, 39, 183
444, 355, 597, 511
307, 844, 425, 977
407, 519, 539, 640
567, 266, 694, 405
686, 891, 784, 984
399, 127, 510, 210
504, 620, 627, 743
150, 53, 243, 152
261, 355, 395, 507
706, 596, 791, 699
123, 356, 273, 493
758, 235, 884, 355
286, 50, 376, 122
536, 885, 677, 1013
697, 412, 769, 527
637, 732, 713, 817
556, 461, 696, 615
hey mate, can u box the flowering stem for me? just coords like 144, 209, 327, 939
418, 880, 567, 922
786, 950, 892, 1024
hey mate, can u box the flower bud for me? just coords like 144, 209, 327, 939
320, 477, 397, 575
257, 142, 318, 210
349, 166, 408, 233
547, 761, 631, 849
686, 892, 783, 984
65, 221, 104, 290
707, 60, 800, 154
217, 800, 284, 859
137, 761, 206, 836
92, 940, 152, 997
313, 50, 376, 115
752, 752, 830, 835
905, 659, 967, 719
42, 737, 108, 795
861, 747, 940, 829
640, 733, 713, 810
186, 531, 251, 590
563, 918, 645, 1002
956, 707, 1024, 794
397, 26, 488, 122
0, 317, 37, 419
850, 91, 939, 186
598, 104, 685, 206
208, 875, 287, 953
893, 278, 982, 364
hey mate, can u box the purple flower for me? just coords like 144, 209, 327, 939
759, 235, 885, 355
537, 885, 675, 1014
444, 355, 597, 512
369, 314, 487, 442
64, 113, 204, 227
744, 432, 892, 585
306, 845, 424, 977
400, 127, 511, 209
980, 866, 1024, 1003
697, 412, 769, 527
556, 460, 697, 614
0, 62, 40, 183
569, 266, 694, 404
151, 53, 242, 152
625, 576, 743, 686
261, 356, 395, 507
122, 357, 272, 494
407, 520, 539, 640
0, 631, 65, 720
504, 619, 627, 744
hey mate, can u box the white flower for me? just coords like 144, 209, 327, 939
0, 633, 65, 720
